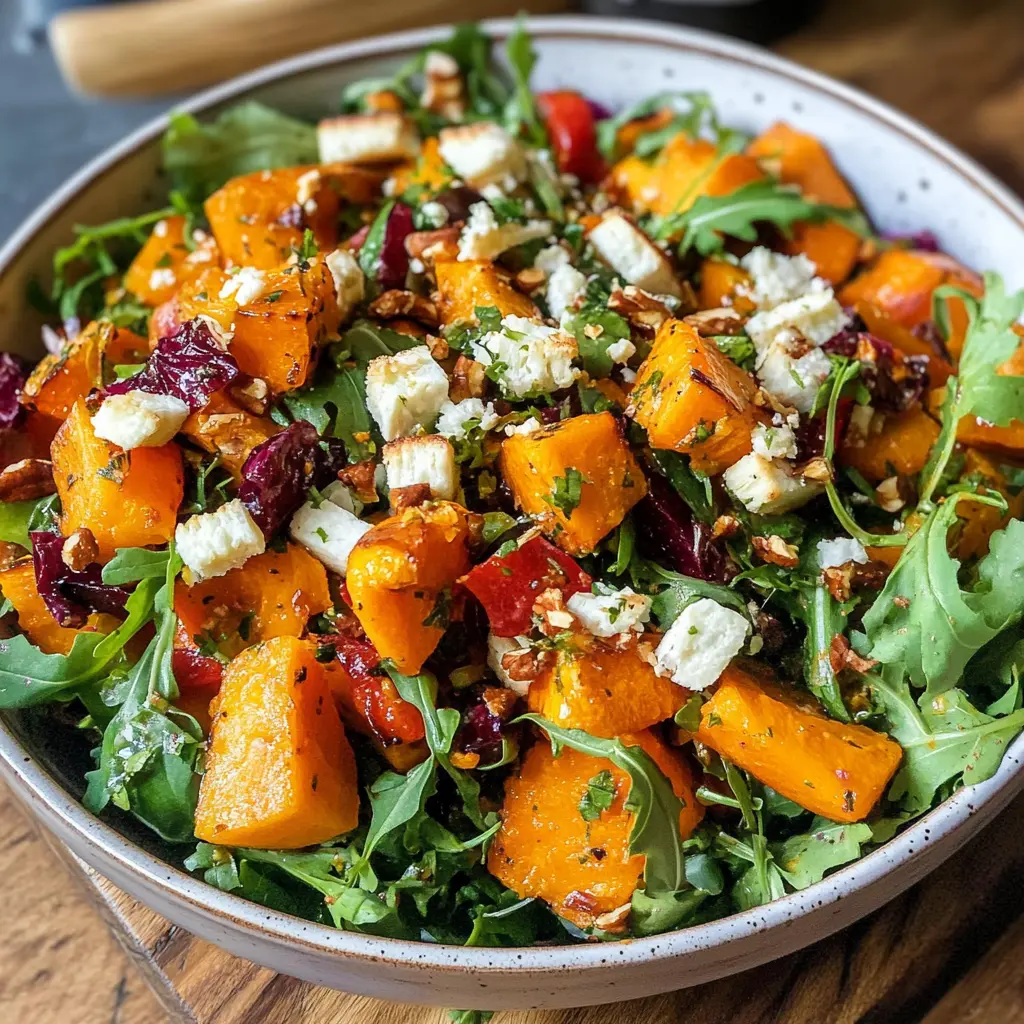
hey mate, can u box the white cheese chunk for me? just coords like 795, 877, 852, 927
382, 435, 459, 501
756, 343, 833, 414
738, 247, 823, 310
295, 168, 322, 212
91, 391, 189, 450
219, 266, 267, 307
176, 499, 265, 582
438, 122, 526, 188
816, 537, 869, 569
289, 499, 370, 576
588, 212, 682, 298
487, 633, 532, 695
567, 586, 652, 638
365, 345, 450, 441
317, 113, 419, 164
653, 597, 749, 690
746, 289, 849, 354
751, 421, 798, 460
547, 263, 588, 322
457, 202, 551, 262
471, 314, 579, 399
534, 244, 570, 275
435, 398, 500, 438
322, 480, 363, 517
419, 200, 449, 228
606, 337, 636, 364
723, 451, 824, 514
504, 416, 542, 436
324, 248, 365, 321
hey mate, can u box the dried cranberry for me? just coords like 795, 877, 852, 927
795, 398, 853, 461
106, 317, 239, 412
238, 421, 320, 538
824, 330, 927, 413
376, 202, 415, 291
633, 474, 727, 582
457, 700, 505, 762
0, 353, 28, 430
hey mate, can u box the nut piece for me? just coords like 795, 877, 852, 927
421, 50, 466, 120
229, 377, 270, 416
875, 475, 907, 513
500, 646, 554, 682
712, 514, 741, 540
532, 587, 575, 635
61, 528, 99, 571
0, 459, 56, 503
829, 633, 878, 675
368, 289, 439, 327
684, 306, 746, 337
594, 902, 632, 935
515, 267, 546, 293
405, 227, 461, 264
389, 482, 432, 514
425, 334, 449, 360
800, 458, 833, 483
450, 355, 487, 402
608, 284, 674, 338
752, 534, 800, 569
336, 459, 379, 505
482, 685, 518, 721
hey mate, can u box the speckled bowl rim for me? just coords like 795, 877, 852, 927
2, 13, 1024, 978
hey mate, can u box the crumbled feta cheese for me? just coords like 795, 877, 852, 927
148, 267, 176, 291
751, 422, 798, 460
567, 586, 651, 638
746, 289, 849, 354
317, 113, 419, 164
739, 247, 824, 310
176, 499, 265, 582
620, 367, 637, 384
91, 391, 189, 450
588, 211, 682, 298
487, 633, 531, 695
534, 244, 570, 275
504, 416, 542, 437
383, 435, 459, 501
365, 345, 450, 441
547, 263, 587, 322
295, 168, 322, 212
653, 597, 749, 690
756, 343, 833, 414
457, 202, 551, 261
438, 122, 526, 188
324, 248, 365, 321
472, 314, 579, 399
153, 219, 168, 238
606, 337, 636, 364
322, 480, 363, 517
419, 200, 449, 228
723, 452, 824, 514
435, 398, 500, 438
846, 403, 877, 443
219, 266, 267, 307
290, 500, 370, 576
816, 537, 869, 569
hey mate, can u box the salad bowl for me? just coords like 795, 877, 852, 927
1, 14, 1023, 1013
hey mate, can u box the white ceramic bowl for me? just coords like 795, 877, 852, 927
2, 15, 1023, 1012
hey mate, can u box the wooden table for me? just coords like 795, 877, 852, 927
2, 0, 1024, 1021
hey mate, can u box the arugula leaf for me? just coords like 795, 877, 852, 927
356, 759, 437, 869
162, 102, 318, 201
792, 581, 852, 722
870, 665, 1024, 813
0, 496, 51, 549
856, 501, 1024, 699
657, 180, 870, 257
770, 819, 872, 888
596, 91, 714, 161
630, 887, 708, 937
578, 769, 617, 822
358, 199, 396, 288
562, 307, 632, 378
101, 547, 172, 586
649, 450, 715, 524
344, 319, 424, 368
709, 334, 756, 373
519, 715, 689, 892
502, 17, 544, 145
630, 556, 748, 628
918, 273, 1024, 505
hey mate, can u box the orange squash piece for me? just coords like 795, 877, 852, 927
500, 412, 647, 556
204, 164, 383, 269
180, 391, 281, 479
697, 258, 755, 313
346, 501, 473, 674
629, 318, 762, 474
194, 636, 359, 848
953, 450, 1024, 561
487, 729, 703, 929
435, 259, 538, 326
528, 637, 684, 737
839, 403, 940, 484
696, 665, 902, 822
747, 122, 861, 285
21, 320, 148, 433
388, 137, 452, 197
0, 559, 118, 655
51, 400, 182, 560
175, 544, 331, 661
122, 215, 220, 307
178, 259, 339, 392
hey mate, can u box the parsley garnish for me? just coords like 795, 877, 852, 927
549, 467, 590, 517
578, 769, 617, 821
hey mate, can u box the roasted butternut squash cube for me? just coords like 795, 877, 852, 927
194, 636, 359, 848
435, 259, 538, 326
178, 259, 339, 392
175, 544, 331, 662
696, 665, 902, 822
697, 258, 755, 313
388, 137, 453, 197
346, 501, 473, 674
181, 391, 281, 479
528, 637, 683, 737
629, 318, 762, 474
51, 400, 182, 559
487, 729, 702, 929
500, 412, 646, 556
204, 164, 383, 269
21, 321, 148, 433
0, 559, 117, 655
122, 215, 220, 307
839, 403, 940, 484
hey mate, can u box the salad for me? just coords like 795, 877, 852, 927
3, 19, 1024, 963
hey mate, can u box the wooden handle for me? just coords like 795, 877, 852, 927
49, 0, 570, 99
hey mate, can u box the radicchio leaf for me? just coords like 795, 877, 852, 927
824, 327, 928, 413
456, 700, 505, 763
30, 531, 131, 628
0, 354, 28, 431
106, 317, 239, 412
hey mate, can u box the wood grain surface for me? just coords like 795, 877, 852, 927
2, 0, 1024, 1021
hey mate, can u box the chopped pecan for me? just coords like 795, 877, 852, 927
515, 267, 546, 293
712, 514, 741, 540
801, 457, 833, 483
0, 541, 22, 572
608, 284, 672, 338
389, 482, 432, 514
0, 459, 56, 503
425, 334, 449, 360
533, 587, 575, 635
421, 51, 466, 120
752, 534, 800, 569
450, 355, 487, 401
229, 377, 270, 416
337, 459, 379, 505
368, 289, 439, 327
875, 474, 915, 513
61, 528, 99, 572
500, 646, 553, 682
684, 306, 746, 337
405, 227, 461, 264
594, 902, 632, 934
829, 633, 878, 675
482, 685, 519, 721
823, 563, 856, 602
